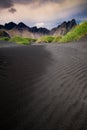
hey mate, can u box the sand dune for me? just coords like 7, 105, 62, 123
0, 41, 87, 130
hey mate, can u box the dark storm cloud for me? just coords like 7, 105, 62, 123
8, 8, 16, 13
72, 4, 87, 20
0, 0, 65, 9
13, 0, 64, 4
1, 0, 87, 9
0, 0, 13, 9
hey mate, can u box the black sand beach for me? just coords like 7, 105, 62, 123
0, 41, 87, 130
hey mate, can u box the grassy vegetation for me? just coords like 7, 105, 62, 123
9, 36, 36, 45
59, 21, 87, 42
53, 36, 62, 42
36, 36, 55, 43
0, 37, 10, 41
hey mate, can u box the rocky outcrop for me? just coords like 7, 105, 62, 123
2, 22, 49, 38
30, 27, 50, 38
0, 30, 10, 38
4, 22, 17, 30
50, 19, 77, 36
7, 29, 34, 38
6, 22, 33, 38
31, 27, 49, 34
0, 25, 4, 29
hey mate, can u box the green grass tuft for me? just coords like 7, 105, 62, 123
36, 36, 55, 43
0, 37, 10, 41
53, 36, 62, 42
9, 36, 36, 45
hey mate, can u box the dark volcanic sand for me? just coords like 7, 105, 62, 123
0, 41, 87, 130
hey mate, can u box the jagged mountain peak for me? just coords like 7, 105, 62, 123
0, 25, 4, 29
51, 19, 77, 36
4, 22, 17, 30
17, 22, 28, 28
0, 19, 77, 38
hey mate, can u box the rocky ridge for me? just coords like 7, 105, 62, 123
0, 19, 77, 38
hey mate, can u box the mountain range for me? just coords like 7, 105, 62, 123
0, 19, 76, 38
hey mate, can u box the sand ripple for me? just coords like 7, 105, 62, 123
0, 41, 87, 130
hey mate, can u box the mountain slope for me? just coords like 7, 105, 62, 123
59, 21, 87, 42
4, 22, 17, 30
4, 22, 34, 38
0, 22, 50, 38
0, 19, 76, 38
50, 19, 77, 36
0, 30, 10, 38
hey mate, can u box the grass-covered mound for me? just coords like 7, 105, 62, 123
36, 36, 55, 43
0, 37, 10, 41
59, 21, 87, 42
53, 36, 62, 42
9, 36, 36, 45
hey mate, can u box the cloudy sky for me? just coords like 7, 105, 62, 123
0, 0, 87, 29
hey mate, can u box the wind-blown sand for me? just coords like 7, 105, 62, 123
0, 41, 87, 130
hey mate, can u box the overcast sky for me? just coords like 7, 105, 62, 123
0, 0, 87, 29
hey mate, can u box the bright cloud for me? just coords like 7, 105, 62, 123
35, 23, 45, 28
